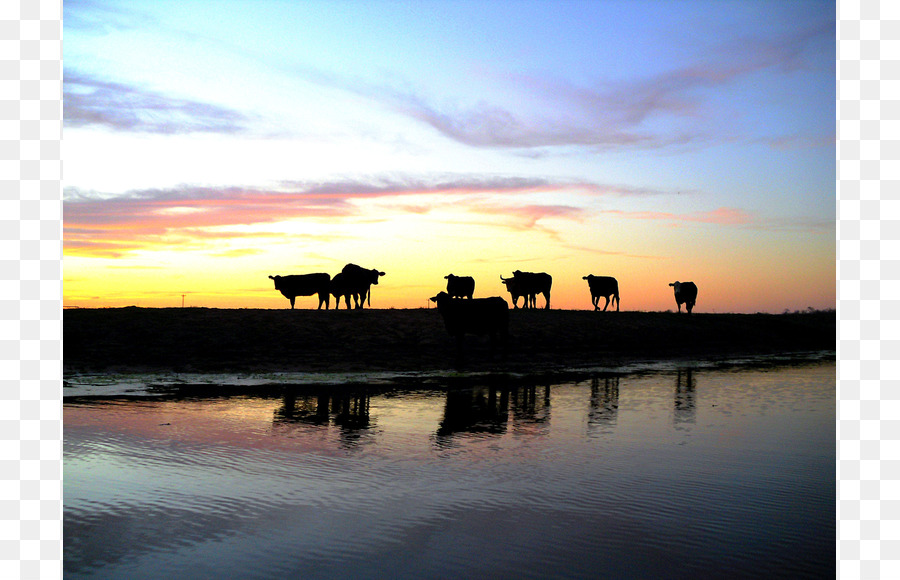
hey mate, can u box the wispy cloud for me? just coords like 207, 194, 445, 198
64, 69, 251, 134
339, 23, 833, 151
599, 206, 833, 233
64, 175, 770, 258
63, 176, 593, 257
600, 207, 753, 226
562, 243, 666, 261
63, 0, 150, 35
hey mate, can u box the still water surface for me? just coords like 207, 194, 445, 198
65, 361, 834, 579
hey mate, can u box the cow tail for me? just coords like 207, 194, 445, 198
368, 288, 372, 307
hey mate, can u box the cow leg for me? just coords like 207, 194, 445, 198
615, 294, 620, 312
544, 291, 550, 310
602, 296, 610, 311
290, 296, 296, 309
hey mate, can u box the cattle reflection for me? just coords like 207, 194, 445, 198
274, 388, 373, 447
674, 368, 697, 426
435, 386, 510, 444
587, 376, 619, 434
434, 382, 555, 446
510, 384, 551, 436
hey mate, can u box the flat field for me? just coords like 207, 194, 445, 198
63, 307, 836, 376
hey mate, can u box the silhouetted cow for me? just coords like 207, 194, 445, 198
329, 272, 358, 310
499, 275, 527, 309
669, 281, 698, 314
332, 263, 385, 309
430, 291, 508, 357
268, 273, 331, 309
444, 274, 475, 299
501, 270, 552, 309
583, 275, 620, 312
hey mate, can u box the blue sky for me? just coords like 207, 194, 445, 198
63, 0, 836, 311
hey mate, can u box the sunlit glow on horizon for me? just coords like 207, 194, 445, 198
63, 0, 835, 314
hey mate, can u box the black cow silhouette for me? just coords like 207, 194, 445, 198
331, 263, 385, 309
268, 273, 331, 309
499, 275, 528, 309
500, 270, 552, 309
583, 275, 620, 311
444, 274, 475, 299
669, 281, 698, 313
430, 291, 509, 358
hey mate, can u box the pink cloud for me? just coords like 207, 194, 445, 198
63, 177, 597, 257
374, 24, 831, 151
601, 207, 753, 226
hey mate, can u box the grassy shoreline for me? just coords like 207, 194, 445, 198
64, 307, 836, 376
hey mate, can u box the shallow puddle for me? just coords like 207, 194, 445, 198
65, 360, 835, 579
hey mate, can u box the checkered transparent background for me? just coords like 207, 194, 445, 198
838, 0, 900, 578
4, 0, 61, 579
0, 0, 887, 577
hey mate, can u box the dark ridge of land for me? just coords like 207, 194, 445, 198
63, 307, 836, 376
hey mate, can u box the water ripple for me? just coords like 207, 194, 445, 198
65, 362, 835, 579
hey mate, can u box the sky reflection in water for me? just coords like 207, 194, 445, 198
65, 362, 835, 579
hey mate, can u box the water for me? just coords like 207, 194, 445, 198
64, 361, 835, 579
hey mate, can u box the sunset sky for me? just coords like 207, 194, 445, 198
63, 0, 836, 312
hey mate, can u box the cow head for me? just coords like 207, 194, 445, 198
430, 291, 451, 306
500, 275, 520, 293
669, 281, 681, 292
371, 269, 386, 284
269, 275, 281, 288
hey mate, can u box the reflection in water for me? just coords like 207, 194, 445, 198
434, 383, 554, 444
511, 384, 551, 436
588, 376, 619, 434
64, 362, 836, 580
274, 388, 373, 448
275, 391, 330, 425
674, 368, 697, 426
436, 386, 509, 442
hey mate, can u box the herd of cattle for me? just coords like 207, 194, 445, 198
269, 264, 698, 315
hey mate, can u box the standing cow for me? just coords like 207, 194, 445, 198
268, 273, 331, 309
583, 275, 620, 312
669, 281, 698, 314
444, 274, 475, 299
329, 272, 357, 310
332, 263, 385, 309
430, 291, 509, 359
499, 275, 527, 309
500, 270, 552, 309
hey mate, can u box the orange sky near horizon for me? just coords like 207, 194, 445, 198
63, 183, 835, 313
63, 1, 835, 314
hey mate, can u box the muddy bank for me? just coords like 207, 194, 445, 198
63, 307, 835, 376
